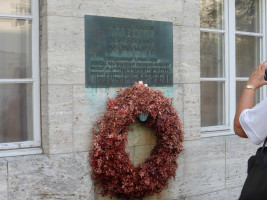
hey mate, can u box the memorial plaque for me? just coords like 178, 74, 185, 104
85, 15, 173, 87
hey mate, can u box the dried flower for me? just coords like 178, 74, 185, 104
89, 82, 184, 200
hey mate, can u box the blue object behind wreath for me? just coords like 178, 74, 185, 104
139, 114, 148, 122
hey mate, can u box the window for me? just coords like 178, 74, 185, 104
200, 0, 266, 134
0, 0, 40, 156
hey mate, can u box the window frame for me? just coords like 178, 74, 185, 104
0, 0, 41, 157
200, 0, 267, 136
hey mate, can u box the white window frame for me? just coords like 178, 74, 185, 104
201, 0, 267, 137
0, 0, 41, 157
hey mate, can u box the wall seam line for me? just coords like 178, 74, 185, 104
185, 186, 242, 199
7, 161, 9, 200
225, 138, 227, 189
72, 85, 75, 153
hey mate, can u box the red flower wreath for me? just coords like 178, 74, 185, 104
89, 82, 184, 200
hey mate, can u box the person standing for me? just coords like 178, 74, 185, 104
234, 61, 267, 144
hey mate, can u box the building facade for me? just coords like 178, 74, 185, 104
0, 0, 265, 199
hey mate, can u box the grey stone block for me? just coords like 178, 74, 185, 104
0, 160, 7, 200
72, 0, 183, 24
185, 187, 242, 200
169, 138, 225, 197
183, 84, 200, 140
226, 136, 258, 189
181, 0, 200, 27
47, 85, 73, 154
133, 144, 155, 167
47, 16, 85, 85
173, 26, 200, 84
8, 153, 93, 200
173, 84, 184, 126
46, 0, 72, 17
127, 121, 157, 147
41, 85, 49, 154
73, 86, 119, 152
40, 15, 48, 86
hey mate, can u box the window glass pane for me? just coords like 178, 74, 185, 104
0, 0, 31, 15
0, 83, 33, 143
236, 35, 261, 77
236, 0, 261, 33
0, 19, 32, 79
236, 81, 261, 106
201, 81, 225, 127
200, 0, 224, 29
201, 32, 225, 78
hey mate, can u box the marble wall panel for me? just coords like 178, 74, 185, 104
181, 0, 200, 27
183, 84, 200, 140
169, 138, 225, 198
71, 0, 183, 25
47, 85, 73, 154
133, 145, 155, 167
45, 0, 199, 28
127, 121, 157, 147
0, 160, 7, 200
40, 15, 48, 86
73, 86, 119, 152
46, 0, 72, 17
173, 84, 184, 126
47, 16, 85, 85
226, 136, 259, 189
7, 153, 93, 200
173, 26, 200, 84
41, 85, 49, 154
185, 187, 242, 200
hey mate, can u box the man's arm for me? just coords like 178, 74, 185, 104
234, 61, 267, 137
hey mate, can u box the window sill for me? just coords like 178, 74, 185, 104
201, 125, 236, 138
0, 141, 41, 150
201, 130, 235, 138
0, 148, 43, 158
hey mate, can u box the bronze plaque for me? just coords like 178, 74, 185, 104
85, 15, 173, 87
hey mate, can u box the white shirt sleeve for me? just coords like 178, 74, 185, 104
239, 98, 267, 145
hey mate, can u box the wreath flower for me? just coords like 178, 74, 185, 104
89, 82, 184, 199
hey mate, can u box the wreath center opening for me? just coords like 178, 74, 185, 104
125, 120, 157, 167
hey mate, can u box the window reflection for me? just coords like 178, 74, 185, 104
0, 19, 32, 79
0, 0, 31, 15
0, 84, 33, 143
236, 0, 261, 33
201, 32, 225, 78
236, 35, 261, 77
200, 0, 224, 29
201, 81, 225, 127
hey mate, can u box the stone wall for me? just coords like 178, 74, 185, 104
0, 0, 260, 200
